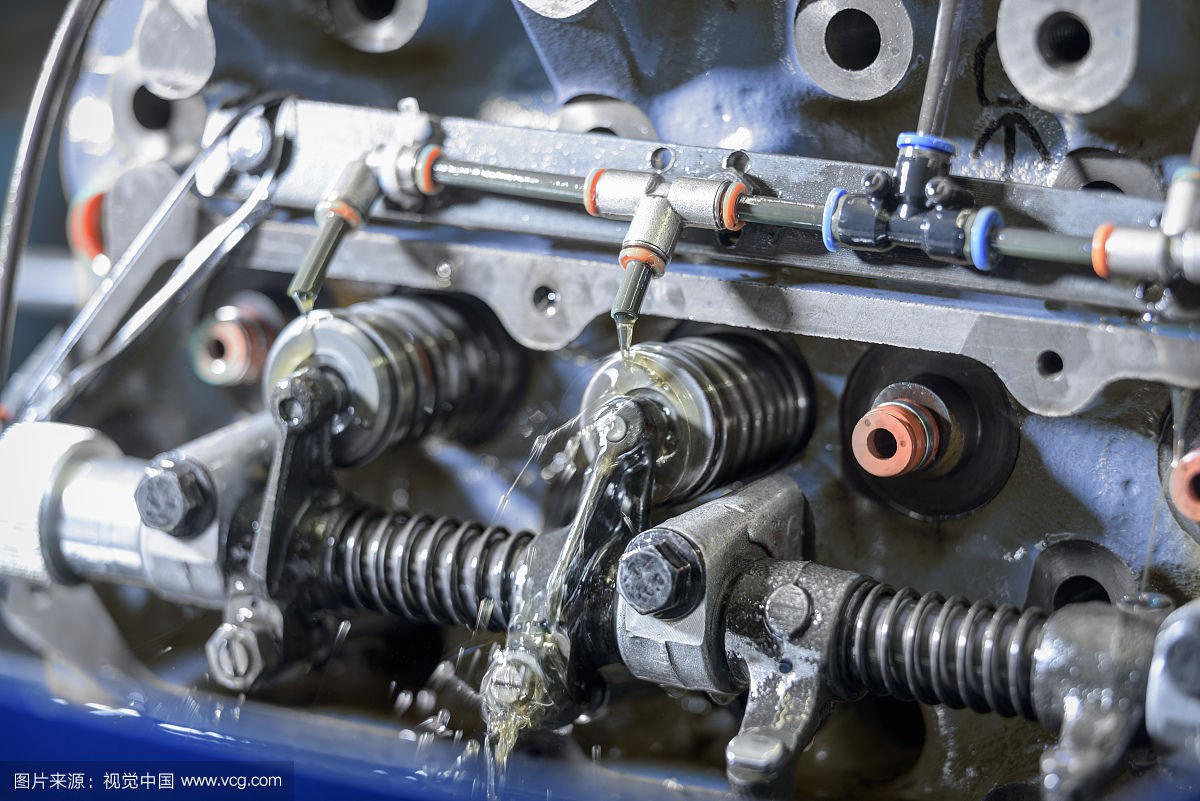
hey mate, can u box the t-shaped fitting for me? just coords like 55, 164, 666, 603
583, 168, 748, 351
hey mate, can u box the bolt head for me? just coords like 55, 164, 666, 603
227, 115, 272, 172
617, 529, 703, 619
485, 660, 536, 707
134, 460, 212, 537
205, 623, 277, 690
765, 584, 813, 642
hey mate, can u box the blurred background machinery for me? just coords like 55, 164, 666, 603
1, 2, 1200, 800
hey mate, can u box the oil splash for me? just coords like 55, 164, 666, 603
481, 409, 629, 777
492, 415, 582, 527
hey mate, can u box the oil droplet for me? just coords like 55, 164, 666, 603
616, 319, 634, 361
1171, 387, 1194, 465
483, 419, 633, 772
291, 289, 316, 315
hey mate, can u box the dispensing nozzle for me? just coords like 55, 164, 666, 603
287, 159, 380, 314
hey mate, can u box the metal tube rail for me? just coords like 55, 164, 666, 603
431, 157, 585, 204
994, 228, 1093, 266
423, 151, 1110, 272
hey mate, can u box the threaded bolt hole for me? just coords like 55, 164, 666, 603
867, 428, 898, 459
1038, 12, 1090, 69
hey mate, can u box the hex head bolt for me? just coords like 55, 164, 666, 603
617, 529, 704, 619
851, 399, 940, 478
205, 622, 279, 691
134, 459, 214, 538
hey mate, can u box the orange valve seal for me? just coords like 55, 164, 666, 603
1170, 449, 1200, 524
1091, 223, 1115, 280
851, 400, 940, 478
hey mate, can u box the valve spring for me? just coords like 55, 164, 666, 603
342, 295, 526, 445
322, 504, 535, 629
654, 333, 814, 498
266, 294, 527, 466
840, 580, 1046, 719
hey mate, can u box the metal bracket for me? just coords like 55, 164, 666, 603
722, 559, 869, 800
206, 365, 346, 691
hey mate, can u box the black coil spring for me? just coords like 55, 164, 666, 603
840, 581, 1046, 719
322, 505, 535, 630
656, 334, 814, 498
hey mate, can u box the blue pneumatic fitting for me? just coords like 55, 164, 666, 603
822, 188, 847, 253
970, 206, 1004, 271
896, 132, 956, 156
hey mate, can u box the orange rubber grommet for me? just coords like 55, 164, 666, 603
323, 199, 363, 229
415, 145, 442, 195
1092, 223, 1115, 279
583, 168, 606, 217
1171, 449, 1200, 524
721, 181, 747, 231
619, 246, 665, 274
68, 192, 105, 261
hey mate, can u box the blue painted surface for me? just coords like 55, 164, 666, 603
0, 680, 429, 801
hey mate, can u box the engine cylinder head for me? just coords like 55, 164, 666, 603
264, 295, 526, 466
580, 333, 814, 503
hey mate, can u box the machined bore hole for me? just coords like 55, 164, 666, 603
1051, 575, 1110, 609
867, 428, 898, 459
650, 146, 674, 171
132, 86, 172, 131
1038, 12, 1091, 69
1037, 350, 1064, 378
824, 8, 882, 72
278, 398, 303, 425
353, 0, 397, 20
1189, 473, 1200, 504
725, 149, 751, 173
205, 337, 226, 361
532, 285, 559, 316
